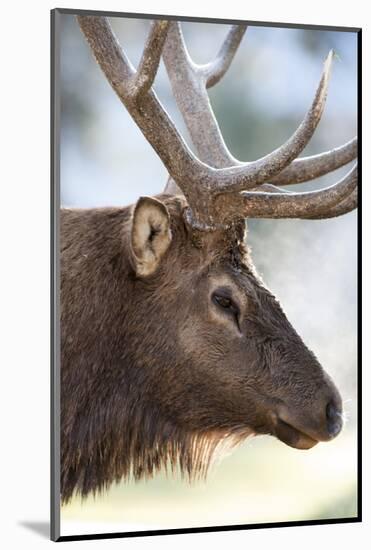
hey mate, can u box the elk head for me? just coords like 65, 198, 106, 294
75, 17, 357, 469
125, 193, 344, 452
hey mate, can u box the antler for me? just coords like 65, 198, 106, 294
77, 16, 358, 230
162, 22, 357, 225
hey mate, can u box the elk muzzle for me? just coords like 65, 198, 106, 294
269, 379, 343, 450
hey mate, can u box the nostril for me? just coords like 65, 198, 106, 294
326, 401, 343, 438
326, 401, 337, 422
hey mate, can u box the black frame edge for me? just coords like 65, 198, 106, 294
54, 7, 361, 33
356, 27, 362, 523
57, 517, 361, 542
51, 7, 61, 543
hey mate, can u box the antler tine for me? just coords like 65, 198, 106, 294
132, 20, 170, 99
162, 21, 242, 198
162, 21, 238, 169
270, 137, 358, 186
304, 187, 358, 219
208, 50, 334, 194
203, 24, 248, 89
218, 163, 357, 222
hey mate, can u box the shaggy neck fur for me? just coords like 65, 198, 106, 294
61, 393, 250, 503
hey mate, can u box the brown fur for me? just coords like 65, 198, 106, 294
61, 194, 341, 503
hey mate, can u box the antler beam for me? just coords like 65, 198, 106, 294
204, 25, 247, 89
131, 20, 170, 99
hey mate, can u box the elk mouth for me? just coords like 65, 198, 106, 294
273, 416, 319, 450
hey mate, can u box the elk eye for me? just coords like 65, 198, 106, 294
214, 295, 232, 309
212, 292, 240, 322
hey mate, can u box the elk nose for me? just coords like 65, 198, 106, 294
326, 400, 343, 438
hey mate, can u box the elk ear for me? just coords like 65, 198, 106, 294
130, 196, 172, 277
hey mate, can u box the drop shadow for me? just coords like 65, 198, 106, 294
18, 521, 50, 539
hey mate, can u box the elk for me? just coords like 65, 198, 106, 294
60, 16, 358, 503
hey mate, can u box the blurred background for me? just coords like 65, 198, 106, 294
59, 13, 358, 536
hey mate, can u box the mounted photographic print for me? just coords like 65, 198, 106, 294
51, 8, 360, 542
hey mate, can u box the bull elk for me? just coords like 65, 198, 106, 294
60, 16, 358, 503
